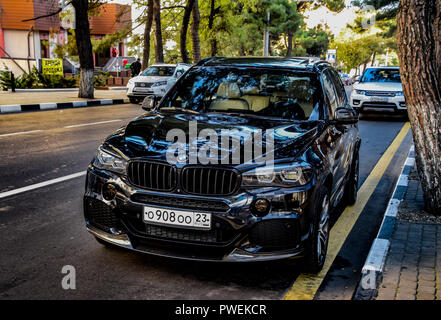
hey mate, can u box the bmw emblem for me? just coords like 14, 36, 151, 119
177, 154, 188, 163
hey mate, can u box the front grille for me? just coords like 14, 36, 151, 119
125, 216, 238, 245
365, 90, 396, 97
362, 102, 396, 108
135, 82, 153, 88
128, 161, 176, 191
145, 224, 219, 243
131, 193, 230, 212
84, 197, 119, 231
181, 167, 239, 196
249, 219, 300, 250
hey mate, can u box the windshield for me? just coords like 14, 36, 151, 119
160, 67, 323, 121
360, 68, 401, 83
141, 66, 175, 77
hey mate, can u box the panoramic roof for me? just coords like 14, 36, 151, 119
202, 57, 322, 69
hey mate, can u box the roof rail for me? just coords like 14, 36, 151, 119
195, 56, 225, 66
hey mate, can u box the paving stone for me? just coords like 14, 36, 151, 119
395, 292, 415, 300
377, 291, 396, 300
416, 292, 435, 300
398, 280, 417, 290
417, 286, 435, 295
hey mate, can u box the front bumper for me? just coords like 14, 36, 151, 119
84, 167, 313, 262
127, 85, 166, 99
350, 93, 406, 113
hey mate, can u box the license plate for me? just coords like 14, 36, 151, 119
143, 206, 211, 229
371, 96, 389, 102
134, 87, 152, 92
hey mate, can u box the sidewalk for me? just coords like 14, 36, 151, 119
376, 164, 441, 300
0, 89, 127, 106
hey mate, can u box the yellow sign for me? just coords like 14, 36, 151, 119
42, 59, 63, 76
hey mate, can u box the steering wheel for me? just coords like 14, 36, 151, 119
274, 100, 306, 120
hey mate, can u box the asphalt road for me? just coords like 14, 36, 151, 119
0, 102, 411, 300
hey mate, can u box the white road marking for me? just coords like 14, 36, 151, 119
64, 119, 122, 128
0, 171, 87, 199
0, 130, 43, 138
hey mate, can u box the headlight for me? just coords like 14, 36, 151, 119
395, 91, 404, 96
355, 90, 365, 95
152, 80, 168, 87
93, 146, 127, 175
242, 163, 313, 187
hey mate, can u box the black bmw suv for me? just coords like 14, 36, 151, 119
84, 57, 360, 272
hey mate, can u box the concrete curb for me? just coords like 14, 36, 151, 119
0, 98, 130, 115
7, 87, 126, 92
354, 145, 415, 300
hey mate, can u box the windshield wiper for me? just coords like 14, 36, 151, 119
207, 110, 287, 120
159, 107, 200, 114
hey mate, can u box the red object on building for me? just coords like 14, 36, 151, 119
122, 59, 128, 67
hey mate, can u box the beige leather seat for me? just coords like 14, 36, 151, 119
287, 80, 314, 117
209, 82, 249, 111
241, 86, 270, 112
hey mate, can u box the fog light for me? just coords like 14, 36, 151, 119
252, 198, 270, 217
353, 100, 360, 105
102, 183, 117, 201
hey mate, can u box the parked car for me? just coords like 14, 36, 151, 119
126, 63, 190, 104
339, 73, 352, 86
84, 57, 360, 273
350, 66, 406, 114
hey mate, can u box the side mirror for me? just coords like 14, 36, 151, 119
335, 107, 358, 124
141, 95, 158, 111
353, 75, 360, 83
175, 70, 183, 78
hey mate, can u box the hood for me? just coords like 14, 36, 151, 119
105, 112, 322, 167
354, 81, 402, 91
131, 75, 170, 83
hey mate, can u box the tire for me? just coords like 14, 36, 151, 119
344, 150, 359, 206
129, 97, 139, 104
303, 188, 330, 273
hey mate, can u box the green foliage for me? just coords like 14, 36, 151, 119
350, 0, 398, 37
38, 74, 77, 88
332, 35, 395, 72
294, 27, 331, 57
0, 69, 16, 91
0, 66, 77, 89
94, 71, 112, 87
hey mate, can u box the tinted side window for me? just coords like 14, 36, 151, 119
328, 68, 347, 106
322, 70, 338, 115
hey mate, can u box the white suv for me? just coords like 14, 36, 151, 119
350, 67, 406, 114
126, 63, 190, 103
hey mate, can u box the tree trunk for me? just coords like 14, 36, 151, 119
191, 0, 201, 63
268, 37, 273, 56
397, 0, 441, 214
142, 0, 154, 69
72, 0, 94, 98
286, 30, 293, 57
208, 0, 217, 56
371, 51, 376, 66
180, 0, 196, 64
153, 0, 164, 63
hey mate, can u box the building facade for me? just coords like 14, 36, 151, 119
0, 0, 131, 76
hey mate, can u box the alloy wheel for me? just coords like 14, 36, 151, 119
317, 194, 330, 265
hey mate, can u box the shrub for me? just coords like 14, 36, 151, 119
94, 71, 112, 87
